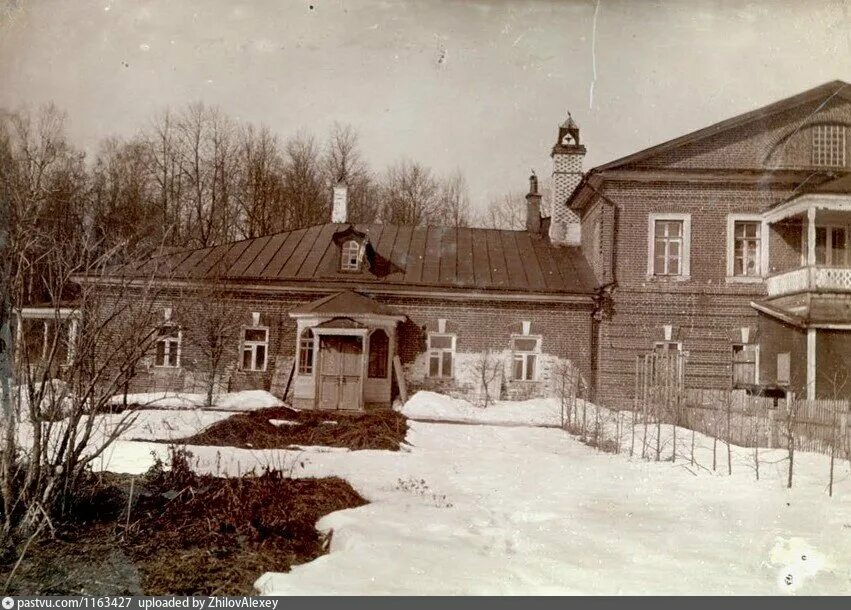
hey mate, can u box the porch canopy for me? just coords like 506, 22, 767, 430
288, 291, 405, 410
765, 174, 851, 227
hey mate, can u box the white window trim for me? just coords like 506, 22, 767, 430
726, 214, 768, 282
154, 328, 182, 369
510, 334, 542, 382
427, 332, 456, 379
647, 213, 691, 279
801, 223, 850, 267
240, 326, 269, 372
341, 240, 362, 271
732, 343, 760, 385
812, 124, 846, 168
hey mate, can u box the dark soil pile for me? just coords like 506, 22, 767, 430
0, 450, 366, 595
173, 406, 408, 451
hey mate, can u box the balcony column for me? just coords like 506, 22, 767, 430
807, 206, 817, 266
806, 328, 816, 400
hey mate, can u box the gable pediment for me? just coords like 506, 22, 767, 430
601, 81, 851, 172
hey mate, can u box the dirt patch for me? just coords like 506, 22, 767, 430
171, 406, 409, 451
0, 451, 366, 595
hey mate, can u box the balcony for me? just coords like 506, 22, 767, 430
766, 266, 851, 296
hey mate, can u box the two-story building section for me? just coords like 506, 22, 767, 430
566, 80, 851, 403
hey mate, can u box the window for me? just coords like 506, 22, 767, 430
154, 327, 181, 368
427, 333, 455, 378
341, 240, 361, 271
731, 221, 761, 277
812, 125, 846, 167
511, 336, 541, 381
368, 329, 389, 378
812, 225, 848, 266
241, 327, 268, 372
732, 344, 758, 386
648, 214, 691, 277
298, 328, 314, 375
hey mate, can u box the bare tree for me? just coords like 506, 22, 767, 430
472, 350, 503, 408
323, 122, 377, 224
235, 124, 286, 238
435, 169, 472, 228
477, 191, 525, 230
378, 159, 440, 225
281, 130, 328, 228
178, 278, 244, 408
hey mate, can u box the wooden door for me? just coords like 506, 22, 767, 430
318, 336, 363, 410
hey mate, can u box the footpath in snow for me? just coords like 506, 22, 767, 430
93, 390, 851, 595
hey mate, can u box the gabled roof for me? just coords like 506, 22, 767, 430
100, 223, 597, 296
596, 80, 851, 172
289, 291, 402, 317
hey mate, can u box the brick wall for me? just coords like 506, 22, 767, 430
115, 290, 595, 405
591, 180, 798, 406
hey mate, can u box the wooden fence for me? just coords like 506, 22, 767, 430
634, 352, 850, 457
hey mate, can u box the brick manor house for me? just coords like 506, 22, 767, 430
54, 80, 851, 408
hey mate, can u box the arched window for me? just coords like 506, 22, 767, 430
298, 328, 314, 375
368, 329, 389, 378
341, 240, 361, 271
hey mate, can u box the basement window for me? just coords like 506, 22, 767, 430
241, 327, 269, 372
427, 333, 455, 378
154, 327, 181, 368
511, 335, 541, 381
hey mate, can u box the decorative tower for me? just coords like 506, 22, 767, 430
548, 113, 586, 245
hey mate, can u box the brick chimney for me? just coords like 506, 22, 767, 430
332, 183, 348, 223
549, 112, 586, 245
525, 172, 542, 234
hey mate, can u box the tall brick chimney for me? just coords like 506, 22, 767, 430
332, 183, 348, 223
548, 112, 586, 245
525, 172, 542, 234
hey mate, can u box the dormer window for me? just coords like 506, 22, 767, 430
812, 125, 846, 167
341, 240, 361, 271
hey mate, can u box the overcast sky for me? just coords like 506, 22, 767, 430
2, 0, 851, 213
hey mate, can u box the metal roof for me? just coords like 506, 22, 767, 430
108, 223, 597, 295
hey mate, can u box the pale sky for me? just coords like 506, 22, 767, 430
2, 0, 851, 213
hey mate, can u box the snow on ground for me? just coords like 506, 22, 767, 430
94, 393, 851, 595
108, 390, 283, 411
401, 390, 576, 427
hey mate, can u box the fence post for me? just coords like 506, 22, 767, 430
767, 409, 776, 449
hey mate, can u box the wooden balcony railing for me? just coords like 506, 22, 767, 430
766, 266, 851, 296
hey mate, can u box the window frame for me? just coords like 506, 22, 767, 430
297, 328, 315, 376
647, 213, 691, 279
812, 124, 846, 168
726, 214, 768, 281
367, 328, 390, 379
731, 343, 760, 386
340, 239, 362, 272
803, 223, 850, 267
510, 334, 542, 382
153, 326, 182, 369
240, 326, 269, 372
427, 332, 456, 379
